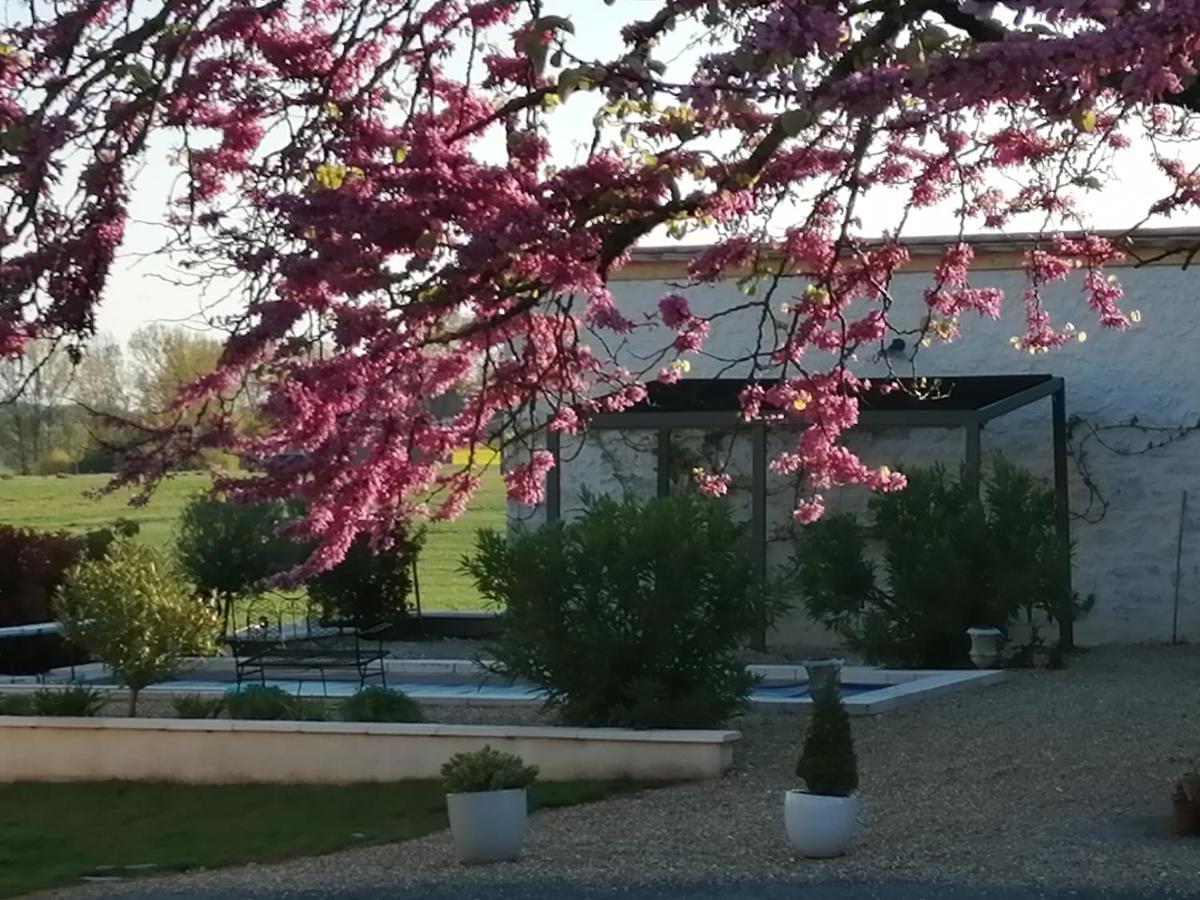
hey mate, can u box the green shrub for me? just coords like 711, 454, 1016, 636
309, 521, 425, 629
224, 685, 295, 720
793, 460, 1088, 668
175, 494, 304, 631
464, 492, 783, 728
340, 686, 423, 723
172, 694, 224, 719
441, 745, 538, 794
0, 693, 32, 716
55, 542, 218, 715
290, 697, 327, 722
796, 682, 858, 797
31, 685, 105, 717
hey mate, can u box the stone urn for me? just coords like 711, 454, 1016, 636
802, 658, 844, 696
966, 627, 1003, 669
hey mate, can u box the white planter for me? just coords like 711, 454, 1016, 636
966, 627, 1003, 669
801, 658, 844, 696
446, 788, 528, 864
784, 789, 860, 858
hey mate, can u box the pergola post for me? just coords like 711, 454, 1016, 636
656, 427, 672, 498
964, 416, 982, 501
1052, 382, 1074, 650
751, 423, 768, 652
545, 429, 561, 525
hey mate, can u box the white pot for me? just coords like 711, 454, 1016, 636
966, 627, 1003, 669
446, 788, 528, 864
784, 789, 860, 858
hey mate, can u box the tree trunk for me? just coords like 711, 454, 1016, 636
128, 687, 139, 717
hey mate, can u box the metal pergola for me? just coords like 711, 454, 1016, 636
544, 374, 1073, 650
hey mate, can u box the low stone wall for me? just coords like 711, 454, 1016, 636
0, 717, 739, 784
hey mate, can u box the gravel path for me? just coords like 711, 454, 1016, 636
36, 646, 1200, 898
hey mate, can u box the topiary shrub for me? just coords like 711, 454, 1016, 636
175, 494, 304, 633
793, 459, 1089, 668
30, 685, 106, 717
56, 542, 218, 716
464, 492, 783, 728
441, 745, 538, 794
796, 681, 858, 797
340, 686, 423, 723
309, 521, 425, 630
224, 685, 295, 720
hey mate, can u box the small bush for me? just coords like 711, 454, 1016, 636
340, 686, 423, 723
172, 694, 224, 719
0, 693, 32, 716
465, 492, 782, 728
56, 542, 218, 716
796, 682, 858, 797
31, 685, 105, 717
224, 685, 295, 720
290, 697, 328, 722
441, 745, 538, 794
309, 521, 425, 629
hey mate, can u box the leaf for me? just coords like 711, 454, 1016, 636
779, 108, 813, 137
532, 15, 574, 34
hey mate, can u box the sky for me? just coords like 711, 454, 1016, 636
94, 0, 1200, 341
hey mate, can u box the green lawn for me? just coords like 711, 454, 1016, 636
0, 779, 643, 898
0, 470, 508, 611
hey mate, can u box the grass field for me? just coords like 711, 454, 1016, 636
0, 469, 508, 611
0, 779, 642, 898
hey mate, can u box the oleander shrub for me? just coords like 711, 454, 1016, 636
793, 458, 1090, 668
465, 492, 783, 728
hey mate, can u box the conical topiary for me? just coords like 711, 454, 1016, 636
795, 680, 858, 796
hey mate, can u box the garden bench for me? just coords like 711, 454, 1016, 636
225, 627, 389, 693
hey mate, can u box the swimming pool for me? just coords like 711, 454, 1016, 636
23, 658, 1004, 716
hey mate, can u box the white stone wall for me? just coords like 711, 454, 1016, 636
518, 261, 1200, 646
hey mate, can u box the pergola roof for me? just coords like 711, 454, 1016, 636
591, 374, 1062, 430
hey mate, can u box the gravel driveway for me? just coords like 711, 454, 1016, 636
35, 645, 1200, 899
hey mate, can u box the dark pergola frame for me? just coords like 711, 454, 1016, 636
544, 374, 1073, 651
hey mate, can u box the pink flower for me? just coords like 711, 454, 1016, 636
658, 293, 692, 328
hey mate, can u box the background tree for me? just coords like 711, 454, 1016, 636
4, 1, 1200, 575
174, 494, 304, 633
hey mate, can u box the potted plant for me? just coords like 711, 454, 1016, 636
1172, 771, 1200, 835
442, 745, 539, 864
785, 680, 859, 858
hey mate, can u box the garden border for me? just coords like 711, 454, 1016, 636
0, 716, 738, 784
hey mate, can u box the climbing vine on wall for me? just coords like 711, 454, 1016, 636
1067, 415, 1200, 524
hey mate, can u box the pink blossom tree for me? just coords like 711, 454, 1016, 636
2, 0, 1197, 572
